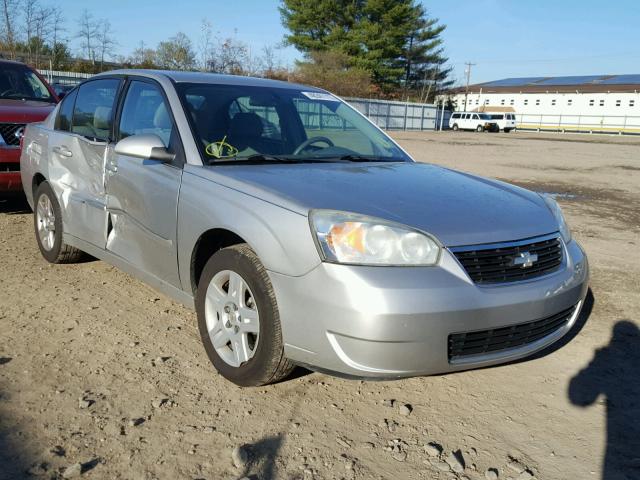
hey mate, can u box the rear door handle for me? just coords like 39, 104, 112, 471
52, 146, 73, 158
105, 160, 118, 173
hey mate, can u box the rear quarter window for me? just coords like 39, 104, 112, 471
54, 88, 77, 132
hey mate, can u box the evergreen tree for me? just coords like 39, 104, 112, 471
280, 0, 450, 96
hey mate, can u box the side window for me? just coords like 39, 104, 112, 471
472, 114, 479, 120
451, 113, 460, 119
54, 88, 78, 132
118, 81, 174, 148
71, 79, 120, 142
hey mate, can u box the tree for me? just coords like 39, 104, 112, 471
0, 0, 21, 58
96, 20, 116, 70
156, 32, 196, 70
292, 50, 372, 97
128, 41, 158, 69
51, 41, 70, 69
400, 4, 452, 101
280, 0, 450, 96
76, 9, 99, 64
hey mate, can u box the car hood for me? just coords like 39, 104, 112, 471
197, 161, 558, 247
0, 99, 56, 123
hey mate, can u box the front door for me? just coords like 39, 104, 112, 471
104, 79, 184, 288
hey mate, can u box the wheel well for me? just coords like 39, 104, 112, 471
32, 173, 46, 193
190, 229, 245, 294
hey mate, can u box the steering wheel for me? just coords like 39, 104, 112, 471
293, 136, 334, 155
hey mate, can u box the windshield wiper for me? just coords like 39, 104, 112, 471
337, 154, 399, 162
209, 154, 302, 165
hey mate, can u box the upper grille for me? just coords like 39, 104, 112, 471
448, 304, 577, 361
451, 234, 563, 284
0, 123, 25, 147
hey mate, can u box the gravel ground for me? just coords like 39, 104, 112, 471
1, 131, 638, 480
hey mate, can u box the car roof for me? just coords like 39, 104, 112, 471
95, 69, 325, 92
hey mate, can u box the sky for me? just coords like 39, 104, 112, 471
56, 0, 640, 85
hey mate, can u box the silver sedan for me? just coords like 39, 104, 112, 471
20, 70, 589, 386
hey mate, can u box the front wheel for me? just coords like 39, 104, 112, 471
476, 125, 484, 132
452, 124, 459, 131
196, 244, 294, 386
33, 182, 84, 263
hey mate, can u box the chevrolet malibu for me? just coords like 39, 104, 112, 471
20, 70, 589, 386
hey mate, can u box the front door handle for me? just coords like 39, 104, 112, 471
52, 145, 73, 158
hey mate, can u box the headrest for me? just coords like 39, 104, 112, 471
228, 112, 263, 139
93, 106, 112, 130
153, 103, 172, 130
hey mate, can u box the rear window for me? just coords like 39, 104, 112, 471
490, 114, 504, 120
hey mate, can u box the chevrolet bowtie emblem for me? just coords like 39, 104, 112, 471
511, 251, 538, 268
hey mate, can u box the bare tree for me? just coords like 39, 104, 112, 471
33, 5, 54, 68
96, 20, 116, 70
23, 0, 38, 62
76, 9, 98, 63
198, 19, 215, 71
0, 0, 21, 59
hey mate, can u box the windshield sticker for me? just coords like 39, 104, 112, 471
301, 91, 338, 102
205, 136, 239, 159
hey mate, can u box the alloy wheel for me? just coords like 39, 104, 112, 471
204, 269, 260, 367
36, 193, 56, 251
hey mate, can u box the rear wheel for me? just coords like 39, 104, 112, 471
33, 182, 84, 264
196, 244, 294, 386
452, 124, 459, 131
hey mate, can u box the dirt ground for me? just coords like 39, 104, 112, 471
1, 131, 639, 480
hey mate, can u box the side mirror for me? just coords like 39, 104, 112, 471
114, 134, 175, 163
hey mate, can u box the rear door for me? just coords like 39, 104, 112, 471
104, 78, 184, 287
48, 78, 121, 247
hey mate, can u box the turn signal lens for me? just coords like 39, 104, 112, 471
310, 210, 440, 266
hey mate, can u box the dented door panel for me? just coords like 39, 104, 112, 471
47, 130, 108, 247
105, 152, 182, 287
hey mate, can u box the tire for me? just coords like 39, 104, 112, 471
477, 125, 483, 132
196, 243, 294, 387
504, 128, 511, 133
452, 124, 459, 131
33, 182, 84, 264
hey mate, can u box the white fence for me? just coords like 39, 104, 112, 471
515, 113, 640, 135
37, 69, 93, 86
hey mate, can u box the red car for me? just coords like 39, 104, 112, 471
0, 59, 58, 192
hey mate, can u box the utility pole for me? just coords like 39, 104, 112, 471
464, 62, 476, 111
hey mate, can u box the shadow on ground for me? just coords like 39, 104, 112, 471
569, 320, 640, 480
0, 194, 30, 215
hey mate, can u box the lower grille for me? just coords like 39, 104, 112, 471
448, 304, 577, 361
0, 123, 25, 146
451, 234, 563, 284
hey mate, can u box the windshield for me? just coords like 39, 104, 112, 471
0, 64, 54, 103
176, 83, 411, 163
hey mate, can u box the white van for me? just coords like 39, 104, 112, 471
449, 112, 499, 132
487, 113, 517, 132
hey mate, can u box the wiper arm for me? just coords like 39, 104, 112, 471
209, 154, 300, 165
338, 154, 396, 162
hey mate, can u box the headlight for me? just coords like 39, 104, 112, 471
309, 210, 441, 266
542, 195, 571, 243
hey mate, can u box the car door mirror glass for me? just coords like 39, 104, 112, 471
114, 134, 175, 163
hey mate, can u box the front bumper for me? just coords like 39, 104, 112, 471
270, 239, 589, 378
0, 147, 22, 192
